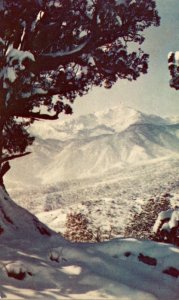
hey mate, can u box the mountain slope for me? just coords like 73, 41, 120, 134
29, 105, 169, 140
5, 106, 179, 187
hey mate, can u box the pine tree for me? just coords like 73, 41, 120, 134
168, 52, 179, 90
64, 212, 94, 242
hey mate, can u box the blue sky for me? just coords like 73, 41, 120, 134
72, 0, 179, 118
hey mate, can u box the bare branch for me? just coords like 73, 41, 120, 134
13, 111, 59, 120
1, 152, 31, 164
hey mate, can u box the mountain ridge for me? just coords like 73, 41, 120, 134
29, 105, 170, 140
5, 105, 179, 187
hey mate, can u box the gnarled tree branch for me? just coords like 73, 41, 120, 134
1, 152, 31, 164
13, 111, 59, 120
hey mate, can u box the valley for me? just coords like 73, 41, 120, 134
5, 106, 179, 238
6, 156, 179, 239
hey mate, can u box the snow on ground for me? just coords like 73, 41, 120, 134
8, 156, 179, 239
2, 163, 179, 299
1, 230, 179, 299
0, 189, 179, 300
170, 193, 179, 208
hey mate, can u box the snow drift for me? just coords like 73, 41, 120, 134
0, 187, 54, 239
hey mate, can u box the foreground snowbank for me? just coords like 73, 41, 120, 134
0, 188, 179, 299
0, 236, 179, 299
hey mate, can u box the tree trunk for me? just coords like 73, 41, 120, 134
0, 106, 4, 185
0, 185, 54, 240
0, 89, 8, 186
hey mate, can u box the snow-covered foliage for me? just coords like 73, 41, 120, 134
153, 207, 179, 245
1, 48, 35, 108
168, 51, 179, 90
4, 261, 32, 280
5, 48, 35, 81
125, 193, 171, 240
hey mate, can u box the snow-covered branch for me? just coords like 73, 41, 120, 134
42, 37, 91, 58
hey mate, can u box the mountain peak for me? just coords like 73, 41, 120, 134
30, 105, 168, 141
6, 105, 179, 186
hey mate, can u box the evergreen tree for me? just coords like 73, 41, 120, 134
168, 52, 179, 90
0, 0, 160, 185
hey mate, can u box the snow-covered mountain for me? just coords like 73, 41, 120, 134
5, 105, 179, 187
30, 105, 169, 140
